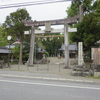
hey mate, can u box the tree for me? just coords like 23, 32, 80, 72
12, 35, 31, 63
70, 13, 100, 50
93, 0, 100, 12
3, 8, 32, 64
66, 0, 93, 18
66, 0, 100, 56
0, 25, 8, 47
40, 33, 64, 56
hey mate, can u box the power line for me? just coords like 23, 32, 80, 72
0, 0, 72, 8
0, 0, 72, 9
0, 0, 46, 6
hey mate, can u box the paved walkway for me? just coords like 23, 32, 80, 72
0, 57, 100, 84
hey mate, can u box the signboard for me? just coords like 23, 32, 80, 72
68, 28, 77, 32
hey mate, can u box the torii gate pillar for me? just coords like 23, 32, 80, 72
64, 23, 70, 68
29, 25, 35, 66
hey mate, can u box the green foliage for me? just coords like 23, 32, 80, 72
12, 42, 29, 61
38, 42, 46, 50
0, 26, 8, 47
66, 0, 100, 56
69, 13, 100, 51
22, 36, 31, 61
66, 0, 93, 18
93, 0, 100, 12
38, 33, 64, 56
3, 8, 32, 64
3, 8, 31, 39
45, 51, 49, 57
12, 45, 20, 59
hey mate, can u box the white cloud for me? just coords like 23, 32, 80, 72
0, 0, 71, 29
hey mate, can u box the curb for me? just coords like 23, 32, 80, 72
0, 74, 94, 83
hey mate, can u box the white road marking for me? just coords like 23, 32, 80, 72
0, 79, 99, 90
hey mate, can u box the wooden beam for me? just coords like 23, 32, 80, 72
35, 35, 64, 38
24, 28, 77, 34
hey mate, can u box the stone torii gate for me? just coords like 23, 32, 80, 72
22, 5, 83, 68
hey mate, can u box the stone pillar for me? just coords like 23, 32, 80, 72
64, 23, 70, 68
29, 25, 35, 66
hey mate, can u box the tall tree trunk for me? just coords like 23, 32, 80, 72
19, 35, 23, 65
55, 49, 57, 57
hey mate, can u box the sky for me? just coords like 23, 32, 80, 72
0, 0, 72, 29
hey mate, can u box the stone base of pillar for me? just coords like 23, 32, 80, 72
18, 62, 23, 65
28, 65, 34, 67
64, 66, 71, 69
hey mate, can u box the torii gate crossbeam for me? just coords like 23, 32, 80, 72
22, 15, 79, 27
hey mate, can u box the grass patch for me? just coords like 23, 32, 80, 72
89, 76, 100, 79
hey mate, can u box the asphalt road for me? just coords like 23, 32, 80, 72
0, 77, 100, 100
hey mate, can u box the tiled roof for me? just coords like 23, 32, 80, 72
0, 48, 11, 53
59, 43, 77, 51
37, 47, 46, 53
